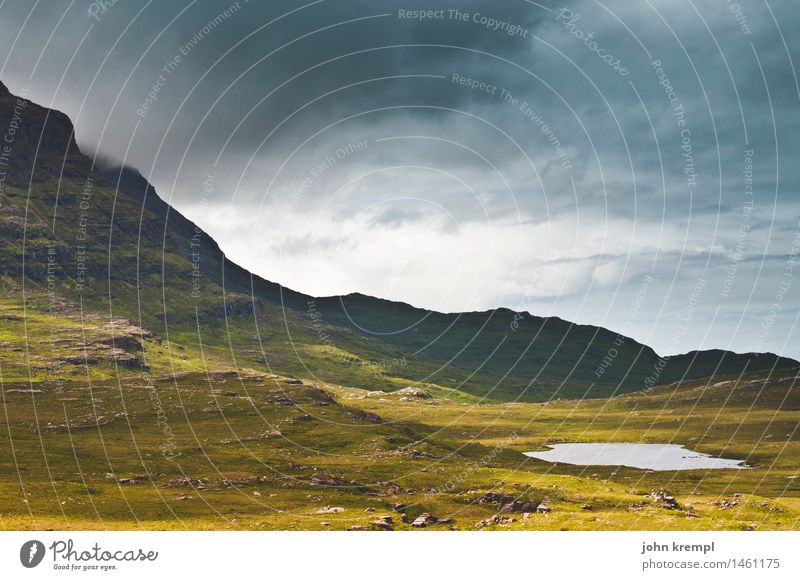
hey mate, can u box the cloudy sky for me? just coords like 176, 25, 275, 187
1, 0, 798, 358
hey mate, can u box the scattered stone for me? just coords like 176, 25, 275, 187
365, 507, 376, 513
346, 525, 366, 531
311, 475, 347, 487
315, 506, 345, 514
499, 500, 539, 514
650, 490, 680, 510
714, 499, 739, 509
536, 504, 551, 514
264, 394, 296, 405
411, 512, 439, 528
363, 412, 381, 423
580, 504, 592, 510
476, 492, 516, 506
283, 378, 303, 385
163, 476, 207, 489
406, 449, 435, 459
379, 484, 402, 496
371, 515, 393, 530
394, 387, 431, 399
475, 515, 516, 529
475, 492, 539, 513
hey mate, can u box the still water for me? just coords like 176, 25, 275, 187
523, 443, 748, 471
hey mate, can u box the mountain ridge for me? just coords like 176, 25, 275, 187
1, 79, 796, 401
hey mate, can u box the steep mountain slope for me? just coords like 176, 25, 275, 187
0, 79, 796, 401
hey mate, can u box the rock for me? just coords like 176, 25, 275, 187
580, 504, 592, 510
536, 504, 551, 514
365, 507, 376, 513
162, 475, 207, 489
311, 475, 347, 486
498, 500, 538, 514
475, 514, 515, 529
395, 387, 431, 399
264, 394, 296, 405
371, 515, 393, 530
411, 513, 439, 528
476, 492, 516, 505
379, 484, 402, 496
346, 525, 366, 531
651, 490, 680, 510
268, 430, 283, 437
117, 475, 149, 485
407, 449, 435, 459
714, 499, 739, 509
391, 503, 406, 513
315, 506, 345, 514
363, 412, 381, 423
410, 513, 451, 528
283, 378, 303, 385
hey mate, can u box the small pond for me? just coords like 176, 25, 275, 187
523, 443, 748, 471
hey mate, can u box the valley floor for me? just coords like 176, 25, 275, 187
1, 368, 798, 531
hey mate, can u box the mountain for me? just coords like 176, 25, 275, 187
0, 79, 796, 401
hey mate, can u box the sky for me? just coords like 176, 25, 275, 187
0, 0, 798, 358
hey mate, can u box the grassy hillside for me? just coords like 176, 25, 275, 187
1, 79, 795, 404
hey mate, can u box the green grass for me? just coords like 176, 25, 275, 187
1, 348, 797, 530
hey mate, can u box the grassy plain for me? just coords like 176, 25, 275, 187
2, 305, 797, 531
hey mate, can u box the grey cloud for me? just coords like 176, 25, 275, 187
0, 0, 797, 357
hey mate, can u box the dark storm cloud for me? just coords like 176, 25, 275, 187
0, 0, 798, 357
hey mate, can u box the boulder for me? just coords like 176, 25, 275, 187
411, 513, 451, 528
371, 515, 394, 530
395, 387, 431, 399
314, 506, 345, 514
411, 513, 438, 528
651, 490, 680, 510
